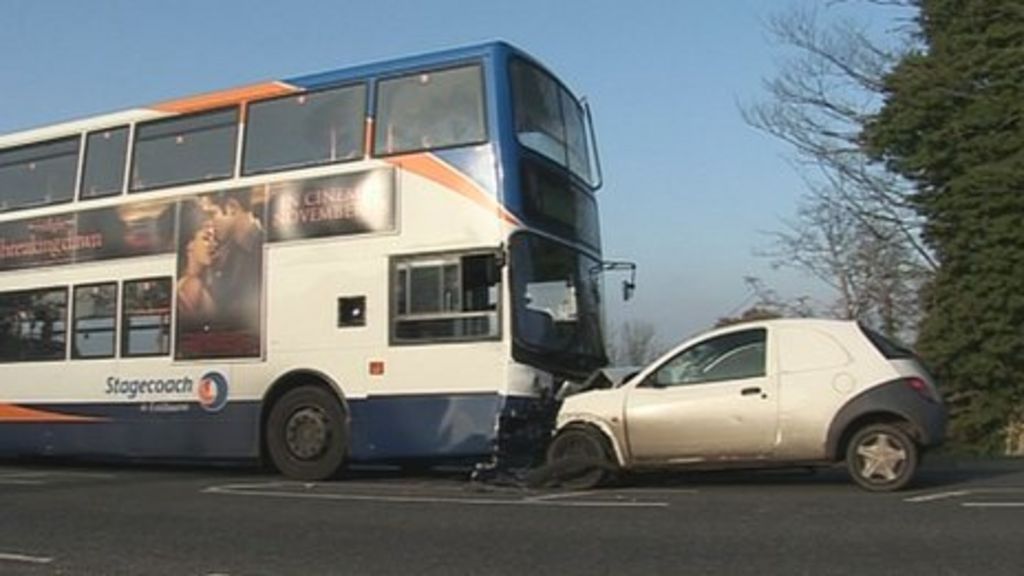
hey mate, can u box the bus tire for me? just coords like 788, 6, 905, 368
266, 385, 347, 481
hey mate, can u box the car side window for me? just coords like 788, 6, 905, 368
650, 328, 766, 387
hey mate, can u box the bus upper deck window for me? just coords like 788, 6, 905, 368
0, 137, 79, 212
511, 59, 594, 186
81, 127, 129, 200
511, 60, 565, 164
131, 108, 238, 193
374, 65, 487, 156
244, 84, 367, 175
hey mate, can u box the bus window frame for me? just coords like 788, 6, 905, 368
71, 281, 119, 361
508, 56, 596, 190
388, 248, 503, 346
241, 81, 370, 177
78, 125, 130, 202
0, 285, 70, 364
129, 106, 240, 194
371, 62, 490, 159
0, 135, 81, 214
120, 276, 173, 359
518, 154, 601, 251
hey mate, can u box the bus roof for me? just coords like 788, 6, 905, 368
0, 41, 557, 148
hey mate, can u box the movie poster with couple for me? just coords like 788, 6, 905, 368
175, 188, 266, 360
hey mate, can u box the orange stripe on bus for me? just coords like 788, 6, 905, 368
364, 117, 374, 157
387, 153, 521, 226
0, 404, 106, 423
151, 81, 299, 115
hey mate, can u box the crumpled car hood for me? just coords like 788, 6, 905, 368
557, 366, 640, 400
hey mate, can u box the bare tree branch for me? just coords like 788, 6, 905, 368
607, 321, 663, 366
743, 2, 929, 338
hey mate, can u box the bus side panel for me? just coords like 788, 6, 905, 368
347, 393, 502, 460
263, 158, 513, 464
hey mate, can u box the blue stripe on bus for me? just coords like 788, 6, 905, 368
284, 42, 512, 91
432, 146, 500, 198
0, 394, 538, 464
0, 402, 262, 459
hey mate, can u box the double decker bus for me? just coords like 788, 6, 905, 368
0, 42, 612, 480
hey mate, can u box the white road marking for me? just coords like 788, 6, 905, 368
607, 487, 701, 496
905, 490, 972, 503
523, 490, 600, 502
0, 479, 46, 486
0, 471, 115, 480
0, 552, 54, 565
0, 471, 116, 486
204, 483, 668, 508
964, 487, 1024, 493
906, 487, 1024, 507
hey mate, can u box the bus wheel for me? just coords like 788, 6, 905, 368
266, 386, 347, 481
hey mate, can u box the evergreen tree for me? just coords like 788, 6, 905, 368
865, 0, 1024, 453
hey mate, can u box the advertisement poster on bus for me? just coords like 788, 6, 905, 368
0, 199, 176, 271
0, 212, 79, 270
76, 199, 177, 263
175, 188, 266, 360
267, 169, 396, 242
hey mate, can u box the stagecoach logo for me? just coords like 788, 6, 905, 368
106, 376, 194, 399
197, 371, 229, 413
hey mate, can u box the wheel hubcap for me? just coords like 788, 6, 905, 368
855, 432, 907, 483
285, 407, 330, 461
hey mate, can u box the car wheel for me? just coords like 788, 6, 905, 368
266, 386, 347, 481
845, 423, 918, 492
545, 427, 615, 490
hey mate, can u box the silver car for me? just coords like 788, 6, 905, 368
548, 319, 946, 491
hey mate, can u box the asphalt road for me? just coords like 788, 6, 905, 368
1, 458, 1022, 575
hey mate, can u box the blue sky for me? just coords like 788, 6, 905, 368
0, 0, 902, 346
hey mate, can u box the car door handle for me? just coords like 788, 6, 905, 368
741, 387, 763, 396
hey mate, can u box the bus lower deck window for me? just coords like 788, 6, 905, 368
392, 252, 499, 343
121, 278, 172, 357
0, 287, 69, 363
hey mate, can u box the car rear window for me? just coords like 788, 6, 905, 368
859, 325, 915, 360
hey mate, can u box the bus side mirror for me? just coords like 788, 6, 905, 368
623, 280, 635, 301
601, 260, 637, 302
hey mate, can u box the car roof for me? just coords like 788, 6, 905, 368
655, 318, 864, 361
704, 318, 858, 337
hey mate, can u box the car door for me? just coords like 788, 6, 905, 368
624, 327, 778, 464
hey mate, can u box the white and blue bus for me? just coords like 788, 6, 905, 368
0, 42, 614, 480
